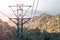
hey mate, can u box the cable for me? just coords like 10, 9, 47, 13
31, 0, 35, 17
0, 11, 10, 18
34, 0, 39, 16
34, 0, 39, 29
0, 11, 16, 24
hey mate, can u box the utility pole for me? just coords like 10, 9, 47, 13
9, 4, 31, 40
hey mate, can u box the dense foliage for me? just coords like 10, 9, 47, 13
0, 26, 60, 40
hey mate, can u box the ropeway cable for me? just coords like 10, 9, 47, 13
34, 0, 39, 16
0, 11, 10, 18
31, 0, 35, 17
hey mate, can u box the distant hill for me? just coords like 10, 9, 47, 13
46, 14, 60, 33
24, 13, 60, 33
24, 13, 53, 28
6, 21, 16, 27
5, 13, 60, 33
0, 19, 17, 40
0, 19, 9, 27
0, 13, 60, 40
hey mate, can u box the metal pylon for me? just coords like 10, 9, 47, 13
9, 4, 31, 40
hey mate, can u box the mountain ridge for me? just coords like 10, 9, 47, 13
24, 13, 60, 33
1, 13, 59, 33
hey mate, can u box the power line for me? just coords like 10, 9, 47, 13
0, 11, 16, 24
0, 11, 10, 18
34, 0, 39, 16
31, 0, 35, 17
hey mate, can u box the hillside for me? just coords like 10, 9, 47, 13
0, 19, 9, 27
0, 19, 17, 40
24, 13, 60, 33
24, 13, 53, 28
5, 13, 60, 33
6, 20, 16, 27
0, 13, 60, 40
46, 14, 60, 33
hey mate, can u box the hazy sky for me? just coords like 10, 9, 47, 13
0, 0, 60, 21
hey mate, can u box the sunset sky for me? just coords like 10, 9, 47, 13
0, 0, 60, 21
